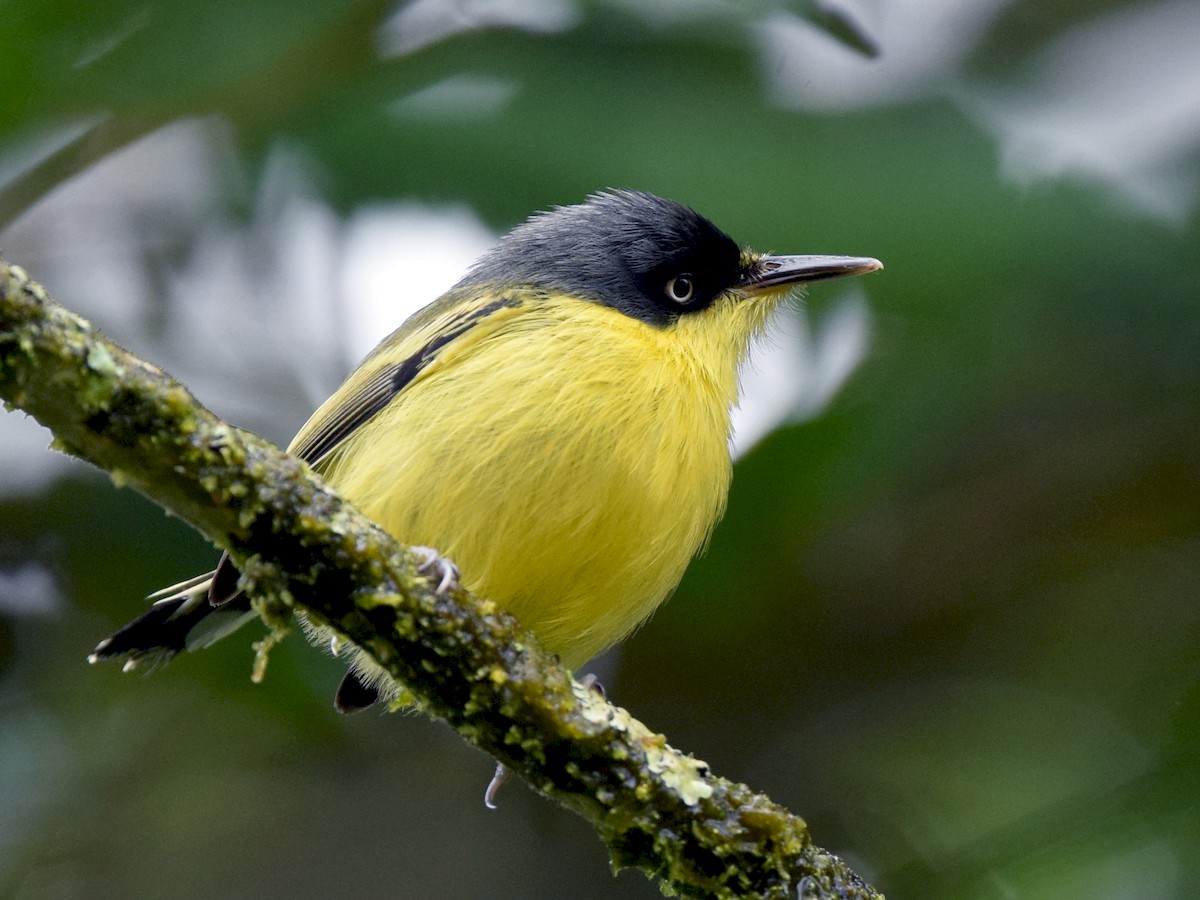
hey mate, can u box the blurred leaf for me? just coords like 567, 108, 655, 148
790, 0, 881, 58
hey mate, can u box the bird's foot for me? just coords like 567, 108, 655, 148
411, 546, 460, 594
483, 676, 605, 808
484, 762, 510, 810
580, 672, 606, 697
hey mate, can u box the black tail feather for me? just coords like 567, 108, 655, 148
89, 591, 253, 669
334, 668, 380, 714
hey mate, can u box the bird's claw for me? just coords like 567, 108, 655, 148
484, 762, 510, 809
482, 676, 604, 809
412, 546, 460, 594
579, 672, 606, 697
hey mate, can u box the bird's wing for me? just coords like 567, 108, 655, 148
289, 292, 523, 467
207, 289, 524, 605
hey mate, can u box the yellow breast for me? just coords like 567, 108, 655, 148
321, 289, 774, 670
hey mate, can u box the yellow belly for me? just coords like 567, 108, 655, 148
322, 298, 743, 670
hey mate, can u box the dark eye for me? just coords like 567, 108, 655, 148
665, 274, 695, 304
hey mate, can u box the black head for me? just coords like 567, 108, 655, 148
456, 191, 745, 326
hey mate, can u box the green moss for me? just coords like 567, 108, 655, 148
0, 255, 884, 900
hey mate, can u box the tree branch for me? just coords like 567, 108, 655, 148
0, 255, 883, 900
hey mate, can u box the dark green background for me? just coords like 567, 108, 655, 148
2, 1, 1198, 897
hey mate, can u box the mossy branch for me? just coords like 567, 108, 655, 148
0, 256, 883, 900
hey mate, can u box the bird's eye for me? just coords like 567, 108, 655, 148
665, 275, 695, 304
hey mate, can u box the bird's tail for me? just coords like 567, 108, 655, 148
90, 567, 383, 714
88, 572, 256, 671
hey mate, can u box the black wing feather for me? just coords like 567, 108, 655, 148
289, 296, 519, 467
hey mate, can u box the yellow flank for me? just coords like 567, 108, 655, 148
295, 283, 786, 689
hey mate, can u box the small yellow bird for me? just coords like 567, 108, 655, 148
91, 190, 880, 714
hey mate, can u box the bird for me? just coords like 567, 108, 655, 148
90, 189, 881, 717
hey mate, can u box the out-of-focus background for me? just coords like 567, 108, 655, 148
2, 1, 1198, 897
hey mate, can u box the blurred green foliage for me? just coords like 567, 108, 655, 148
2, 1, 1198, 898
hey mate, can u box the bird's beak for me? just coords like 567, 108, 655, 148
737, 255, 883, 293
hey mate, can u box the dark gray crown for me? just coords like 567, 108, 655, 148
456, 190, 744, 325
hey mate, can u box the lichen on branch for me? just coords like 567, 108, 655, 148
0, 256, 883, 900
